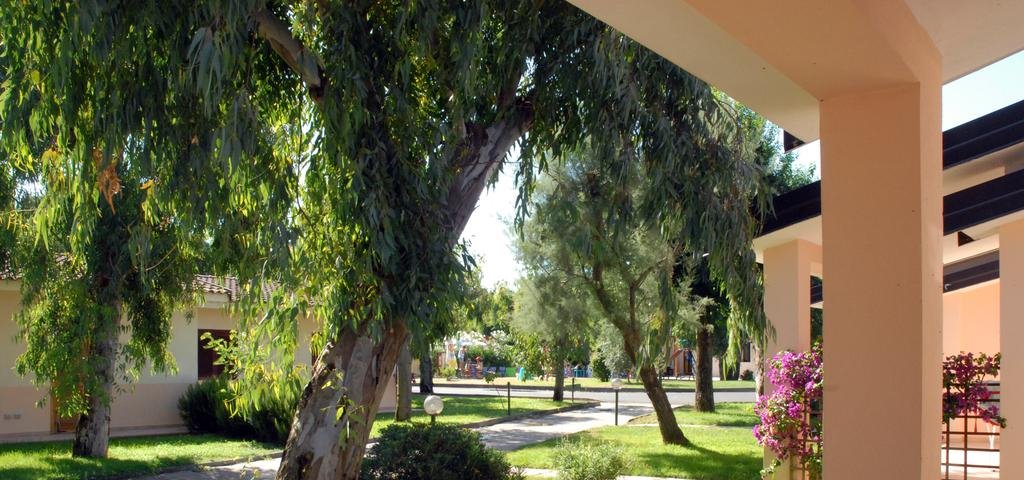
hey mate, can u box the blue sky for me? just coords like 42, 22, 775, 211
460, 51, 1024, 289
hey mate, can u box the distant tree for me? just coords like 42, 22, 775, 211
521, 158, 728, 445
676, 107, 816, 411
511, 271, 591, 401
593, 322, 635, 380
739, 106, 816, 196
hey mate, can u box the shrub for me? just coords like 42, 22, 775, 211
466, 344, 511, 368
754, 343, 823, 478
590, 355, 610, 382
238, 371, 303, 443
439, 365, 458, 379
178, 376, 253, 437
177, 370, 302, 445
178, 378, 224, 434
361, 423, 524, 480
740, 369, 755, 381
555, 439, 631, 480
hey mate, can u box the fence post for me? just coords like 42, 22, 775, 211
507, 381, 511, 416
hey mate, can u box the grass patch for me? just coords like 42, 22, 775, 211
434, 376, 755, 391
0, 434, 278, 480
628, 402, 758, 428
507, 402, 761, 480
370, 393, 569, 438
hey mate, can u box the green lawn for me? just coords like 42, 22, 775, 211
628, 402, 758, 427
0, 434, 278, 480
0, 395, 570, 480
370, 393, 570, 438
434, 376, 755, 391
506, 403, 762, 480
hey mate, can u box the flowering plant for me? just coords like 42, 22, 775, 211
942, 352, 1005, 428
753, 343, 823, 478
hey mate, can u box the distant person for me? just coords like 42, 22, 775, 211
456, 345, 467, 377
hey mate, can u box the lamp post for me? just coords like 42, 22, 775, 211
423, 394, 444, 424
611, 378, 623, 425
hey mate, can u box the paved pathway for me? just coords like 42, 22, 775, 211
134, 402, 655, 480
478, 402, 651, 451
433, 385, 756, 406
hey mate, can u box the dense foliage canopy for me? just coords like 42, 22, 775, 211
2, 0, 778, 474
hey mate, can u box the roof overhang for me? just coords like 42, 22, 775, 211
569, 0, 1024, 143
754, 99, 1024, 264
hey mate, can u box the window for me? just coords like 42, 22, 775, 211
741, 341, 752, 363
197, 329, 232, 379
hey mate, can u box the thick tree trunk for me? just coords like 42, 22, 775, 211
418, 353, 434, 394
396, 339, 412, 421
637, 363, 689, 445
694, 323, 715, 413
276, 323, 408, 480
72, 301, 121, 458
273, 94, 531, 479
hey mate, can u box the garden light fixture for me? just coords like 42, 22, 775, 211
423, 395, 444, 424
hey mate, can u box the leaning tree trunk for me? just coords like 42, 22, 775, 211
637, 363, 689, 445
276, 323, 408, 480
274, 114, 530, 480
395, 339, 412, 421
73, 300, 121, 458
418, 352, 434, 394
694, 321, 715, 413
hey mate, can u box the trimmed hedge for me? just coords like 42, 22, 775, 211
361, 423, 523, 480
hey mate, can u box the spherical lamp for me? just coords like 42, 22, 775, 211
423, 395, 444, 424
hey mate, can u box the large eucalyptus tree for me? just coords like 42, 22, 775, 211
1, 1, 766, 477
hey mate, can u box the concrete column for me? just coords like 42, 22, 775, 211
763, 240, 821, 371
820, 80, 943, 479
762, 240, 821, 479
1000, 219, 1024, 479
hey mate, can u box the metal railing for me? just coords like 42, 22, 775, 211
942, 381, 1000, 479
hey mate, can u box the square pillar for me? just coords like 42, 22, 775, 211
1000, 219, 1024, 478
762, 239, 821, 479
820, 81, 942, 479
763, 240, 821, 366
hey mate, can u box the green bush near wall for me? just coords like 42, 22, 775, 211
177, 373, 301, 445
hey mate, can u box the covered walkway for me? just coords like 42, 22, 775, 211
568, 1, 1024, 478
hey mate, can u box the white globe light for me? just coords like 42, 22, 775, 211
423, 395, 445, 416
610, 378, 623, 390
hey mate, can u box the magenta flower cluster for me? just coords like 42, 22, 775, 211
942, 352, 1005, 428
753, 343, 823, 477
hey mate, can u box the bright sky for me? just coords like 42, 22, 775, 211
461, 51, 1024, 289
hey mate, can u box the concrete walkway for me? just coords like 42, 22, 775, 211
134, 402, 656, 480
479, 402, 651, 451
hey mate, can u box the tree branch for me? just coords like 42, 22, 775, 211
443, 98, 534, 241
252, 9, 326, 101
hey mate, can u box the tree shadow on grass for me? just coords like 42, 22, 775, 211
0, 455, 194, 480
0, 434, 278, 480
634, 442, 762, 480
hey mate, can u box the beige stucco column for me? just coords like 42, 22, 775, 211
1000, 219, 1024, 478
762, 239, 821, 479
820, 80, 943, 478
763, 240, 821, 371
